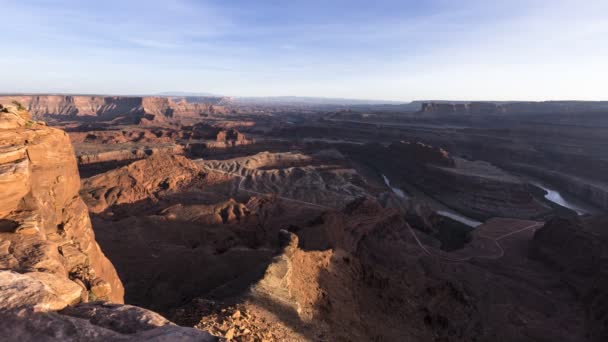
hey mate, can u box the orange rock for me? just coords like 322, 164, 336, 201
225, 327, 235, 340
0, 109, 124, 304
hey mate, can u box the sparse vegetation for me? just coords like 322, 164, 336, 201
11, 100, 25, 111
0, 104, 8, 113
88, 289, 98, 302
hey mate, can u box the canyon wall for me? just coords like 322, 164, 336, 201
1, 95, 144, 119
420, 101, 608, 115
341, 142, 549, 220
0, 95, 230, 123
0, 105, 124, 303
0, 105, 215, 340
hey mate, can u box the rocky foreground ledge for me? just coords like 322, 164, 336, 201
0, 104, 216, 341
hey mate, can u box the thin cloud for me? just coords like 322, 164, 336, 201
0, 0, 606, 100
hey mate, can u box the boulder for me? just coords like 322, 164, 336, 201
0, 303, 217, 341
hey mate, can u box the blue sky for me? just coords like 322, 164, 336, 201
1, 0, 607, 101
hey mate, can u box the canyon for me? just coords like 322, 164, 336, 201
0, 95, 231, 125
1, 96, 607, 341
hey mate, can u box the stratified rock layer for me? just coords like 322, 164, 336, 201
0, 105, 123, 303
81, 154, 204, 213
0, 95, 229, 124
0, 106, 216, 341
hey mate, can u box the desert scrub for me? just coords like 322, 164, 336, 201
11, 100, 25, 111
88, 289, 98, 302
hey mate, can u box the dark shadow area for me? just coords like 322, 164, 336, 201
433, 216, 474, 251
62, 123, 114, 132
78, 159, 145, 178
87, 188, 294, 316
91, 206, 277, 316
0, 219, 18, 233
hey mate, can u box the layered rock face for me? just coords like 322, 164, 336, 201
81, 154, 204, 214
419, 101, 608, 115
76, 145, 185, 166
419, 102, 495, 115
0, 95, 229, 123
62, 120, 254, 179
419, 102, 508, 115
1, 95, 144, 120
0, 105, 123, 303
77, 150, 367, 313
347, 142, 549, 220
213, 129, 254, 147
199, 151, 368, 209
0, 106, 215, 341
186, 126, 255, 155
426, 158, 549, 219
507, 163, 608, 211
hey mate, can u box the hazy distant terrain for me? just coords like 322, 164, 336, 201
2, 93, 607, 341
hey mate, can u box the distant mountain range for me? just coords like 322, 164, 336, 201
5, 92, 608, 113
155, 91, 219, 97
231, 96, 406, 106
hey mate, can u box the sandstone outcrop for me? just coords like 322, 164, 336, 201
0, 105, 123, 303
76, 144, 185, 165
0, 106, 216, 341
81, 154, 203, 213
5, 93, 605, 342
0, 95, 230, 124
74, 148, 370, 317
183, 124, 255, 156
68, 127, 179, 145
1, 96, 143, 119
78, 153, 325, 313
419, 101, 608, 115
198, 151, 368, 208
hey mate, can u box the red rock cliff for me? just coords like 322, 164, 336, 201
0, 95, 229, 123
0, 104, 124, 304
0, 105, 216, 340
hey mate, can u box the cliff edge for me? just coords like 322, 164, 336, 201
0, 104, 216, 341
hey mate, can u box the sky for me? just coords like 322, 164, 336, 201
1, 0, 607, 101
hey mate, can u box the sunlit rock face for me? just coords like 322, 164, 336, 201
0, 104, 124, 304
0, 106, 217, 341
0, 95, 230, 124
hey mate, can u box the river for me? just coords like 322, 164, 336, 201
436, 211, 482, 228
382, 174, 482, 227
382, 174, 409, 200
531, 182, 599, 215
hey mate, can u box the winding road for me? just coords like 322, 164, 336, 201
386, 187, 544, 262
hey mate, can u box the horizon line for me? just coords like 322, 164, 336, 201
1, 92, 608, 104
